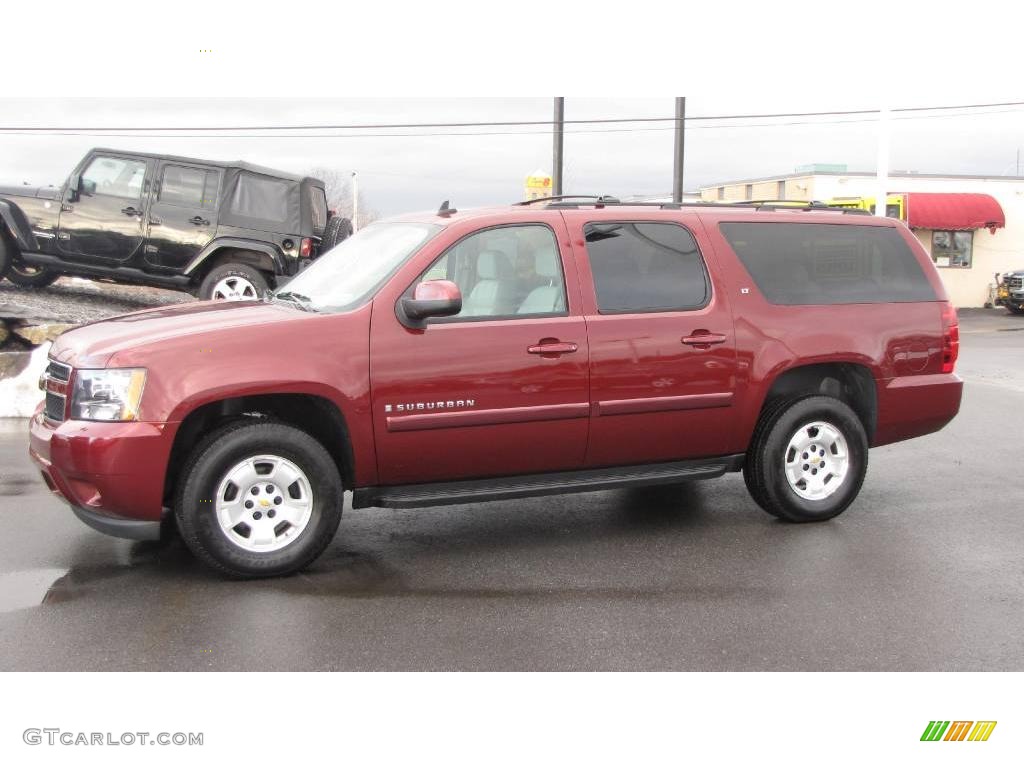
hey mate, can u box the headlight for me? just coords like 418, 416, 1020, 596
70, 368, 147, 421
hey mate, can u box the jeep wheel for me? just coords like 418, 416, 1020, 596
322, 215, 353, 251
4, 253, 60, 288
175, 420, 343, 578
199, 263, 269, 301
1008, 305, 1024, 316
744, 395, 868, 523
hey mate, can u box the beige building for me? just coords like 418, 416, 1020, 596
699, 165, 1024, 307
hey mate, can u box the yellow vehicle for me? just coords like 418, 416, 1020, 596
825, 194, 906, 220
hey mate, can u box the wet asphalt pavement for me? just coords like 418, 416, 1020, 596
0, 309, 1022, 671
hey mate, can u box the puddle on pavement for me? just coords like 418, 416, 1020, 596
0, 569, 70, 613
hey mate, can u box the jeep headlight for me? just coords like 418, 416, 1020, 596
71, 369, 147, 421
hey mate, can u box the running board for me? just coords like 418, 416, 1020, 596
19, 252, 193, 290
353, 454, 745, 509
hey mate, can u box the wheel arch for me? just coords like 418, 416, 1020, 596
755, 361, 878, 443
184, 239, 285, 283
164, 392, 356, 507
0, 199, 34, 252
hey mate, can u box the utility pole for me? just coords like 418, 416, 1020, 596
552, 97, 565, 196
351, 171, 359, 232
672, 97, 686, 204
874, 106, 890, 217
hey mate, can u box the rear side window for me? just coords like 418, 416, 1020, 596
230, 173, 290, 224
719, 222, 937, 305
159, 165, 218, 210
584, 222, 709, 313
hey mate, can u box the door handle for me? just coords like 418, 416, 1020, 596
189, 215, 210, 226
682, 331, 728, 349
121, 206, 142, 217
149, 217, 162, 226
527, 340, 578, 356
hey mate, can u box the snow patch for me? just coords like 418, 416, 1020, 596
0, 343, 50, 418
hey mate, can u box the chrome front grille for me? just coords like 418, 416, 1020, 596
43, 360, 71, 422
1007, 276, 1024, 290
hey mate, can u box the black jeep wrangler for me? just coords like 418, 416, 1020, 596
0, 149, 352, 300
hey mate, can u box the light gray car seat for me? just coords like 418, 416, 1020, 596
517, 246, 564, 314
462, 250, 516, 317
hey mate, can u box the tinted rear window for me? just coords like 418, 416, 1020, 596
585, 221, 709, 313
719, 222, 937, 305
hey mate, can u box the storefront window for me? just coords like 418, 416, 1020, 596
932, 230, 973, 268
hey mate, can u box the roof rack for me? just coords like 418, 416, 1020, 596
514, 195, 612, 206
510, 196, 873, 215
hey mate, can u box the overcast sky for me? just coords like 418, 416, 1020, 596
1, 97, 1022, 215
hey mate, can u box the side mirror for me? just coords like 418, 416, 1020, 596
66, 174, 81, 203
399, 280, 462, 328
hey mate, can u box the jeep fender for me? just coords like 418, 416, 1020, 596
0, 199, 36, 251
184, 238, 286, 277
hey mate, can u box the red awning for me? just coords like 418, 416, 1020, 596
904, 192, 1005, 231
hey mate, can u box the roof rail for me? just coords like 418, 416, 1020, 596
514, 195, 607, 206
511, 196, 874, 215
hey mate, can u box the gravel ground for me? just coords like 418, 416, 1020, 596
0, 276, 191, 325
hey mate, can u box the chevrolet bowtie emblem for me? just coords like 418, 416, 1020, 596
260, 499, 270, 507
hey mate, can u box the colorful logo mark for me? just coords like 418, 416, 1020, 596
921, 721, 997, 742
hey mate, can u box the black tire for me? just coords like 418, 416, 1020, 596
1008, 305, 1024, 316
175, 420, 343, 578
198, 262, 270, 301
0, 234, 11, 278
1, 235, 59, 287
743, 395, 868, 523
322, 216, 353, 251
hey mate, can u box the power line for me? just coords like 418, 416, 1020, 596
0, 105, 1020, 140
0, 100, 1022, 134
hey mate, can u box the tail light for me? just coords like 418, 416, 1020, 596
300, 237, 313, 258
941, 302, 959, 373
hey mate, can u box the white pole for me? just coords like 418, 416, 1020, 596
351, 171, 359, 233
875, 106, 890, 217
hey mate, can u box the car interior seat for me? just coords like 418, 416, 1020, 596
462, 250, 516, 316
517, 246, 564, 314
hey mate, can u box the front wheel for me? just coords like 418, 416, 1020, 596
4, 255, 60, 288
175, 420, 343, 578
198, 263, 270, 301
743, 395, 868, 523
1008, 305, 1024, 316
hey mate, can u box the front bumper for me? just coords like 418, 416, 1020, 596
29, 406, 176, 540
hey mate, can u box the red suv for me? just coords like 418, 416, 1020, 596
30, 197, 963, 577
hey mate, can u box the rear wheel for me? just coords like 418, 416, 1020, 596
198, 262, 270, 301
744, 395, 868, 522
175, 420, 343, 578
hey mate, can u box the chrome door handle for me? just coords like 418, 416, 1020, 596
189, 215, 210, 226
682, 331, 727, 349
121, 206, 142, 217
527, 340, 579, 356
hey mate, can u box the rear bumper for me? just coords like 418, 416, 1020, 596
29, 406, 176, 538
873, 373, 963, 447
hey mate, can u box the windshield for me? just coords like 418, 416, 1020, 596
278, 222, 441, 312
